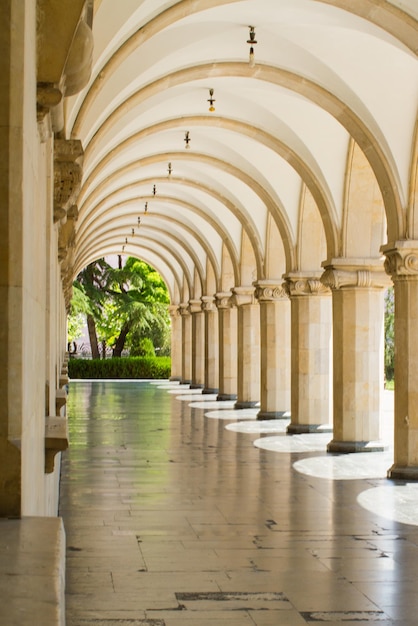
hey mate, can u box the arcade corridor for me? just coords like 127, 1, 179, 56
60, 380, 418, 625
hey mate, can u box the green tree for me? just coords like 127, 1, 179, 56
384, 287, 394, 382
69, 257, 170, 358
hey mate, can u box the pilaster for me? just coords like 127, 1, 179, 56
231, 286, 260, 409
382, 242, 418, 477
321, 259, 390, 452
254, 281, 290, 419
188, 300, 205, 389
179, 303, 192, 385
215, 292, 237, 401
168, 305, 182, 381
284, 273, 332, 433
201, 296, 219, 395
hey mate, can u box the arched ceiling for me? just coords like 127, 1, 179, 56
67, 0, 418, 300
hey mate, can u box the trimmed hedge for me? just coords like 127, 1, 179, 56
68, 356, 171, 379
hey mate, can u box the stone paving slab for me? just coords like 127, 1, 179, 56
61, 382, 418, 626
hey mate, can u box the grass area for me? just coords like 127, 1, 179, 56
385, 379, 394, 390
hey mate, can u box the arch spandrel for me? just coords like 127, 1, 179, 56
264, 214, 287, 279
240, 230, 259, 285
342, 139, 387, 258
297, 184, 328, 272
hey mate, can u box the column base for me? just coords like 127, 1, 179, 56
180, 380, 191, 386
203, 387, 218, 395
190, 383, 204, 390
287, 423, 332, 434
387, 464, 418, 480
169, 376, 182, 382
234, 400, 259, 410
327, 439, 386, 453
217, 393, 237, 401
257, 410, 290, 421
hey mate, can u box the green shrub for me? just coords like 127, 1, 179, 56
130, 337, 155, 357
68, 356, 171, 379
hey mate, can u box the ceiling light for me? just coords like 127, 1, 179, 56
144, 202, 148, 213
153, 184, 157, 195
167, 162, 172, 177
184, 131, 191, 149
208, 88, 215, 112
247, 26, 257, 68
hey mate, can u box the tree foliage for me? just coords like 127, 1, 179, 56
384, 287, 394, 381
69, 257, 170, 358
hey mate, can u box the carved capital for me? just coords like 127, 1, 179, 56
179, 303, 191, 317
231, 286, 256, 307
168, 305, 181, 319
254, 281, 288, 302
321, 259, 390, 290
201, 295, 216, 312
284, 273, 331, 297
215, 291, 234, 310
54, 139, 84, 223
188, 299, 203, 314
382, 242, 418, 281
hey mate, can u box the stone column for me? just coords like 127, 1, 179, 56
254, 281, 291, 420
283, 274, 332, 433
383, 242, 418, 478
179, 303, 192, 385
321, 260, 389, 452
231, 286, 260, 409
168, 305, 182, 381
201, 296, 219, 394
215, 292, 238, 401
189, 300, 205, 389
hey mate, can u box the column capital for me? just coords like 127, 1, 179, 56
179, 303, 191, 317
168, 304, 180, 319
254, 280, 288, 302
188, 299, 203, 314
215, 291, 234, 309
320, 258, 390, 290
381, 241, 418, 280
231, 286, 256, 307
283, 272, 330, 297
201, 295, 216, 312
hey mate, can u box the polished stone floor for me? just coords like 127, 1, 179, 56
61, 381, 418, 625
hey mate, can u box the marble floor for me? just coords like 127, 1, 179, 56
61, 381, 418, 626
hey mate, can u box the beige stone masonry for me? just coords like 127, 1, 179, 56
254, 281, 291, 419
169, 305, 182, 381
321, 259, 390, 452
201, 296, 219, 394
231, 286, 260, 409
383, 242, 418, 478
188, 300, 205, 389
284, 273, 332, 433
179, 303, 192, 385
215, 292, 238, 401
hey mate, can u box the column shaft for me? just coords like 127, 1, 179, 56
383, 242, 418, 478
202, 296, 219, 394
255, 282, 290, 419
179, 304, 192, 385
189, 300, 205, 389
285, 275, 332, 433
168, 305, 182, 381
232, 287, 260, 409
215, 293, 237, 401
322, 261, 389, 452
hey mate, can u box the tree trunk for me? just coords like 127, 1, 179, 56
112, 321, 132, 357
101, 340, 107, 359
87, 314, 100, 359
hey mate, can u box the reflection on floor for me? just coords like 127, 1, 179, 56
62, 381, 418, 626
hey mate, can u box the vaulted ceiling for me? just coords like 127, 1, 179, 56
67, 0, 418, 301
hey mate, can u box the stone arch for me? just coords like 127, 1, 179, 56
298, 184, 328, 271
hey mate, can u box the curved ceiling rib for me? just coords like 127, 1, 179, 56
76, 62, 404, 241
80, 116, 339, 257
67, 0, 418, 297
76, 204, 224, 286
77, 229, 197, 296
69, 0, 417, 138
